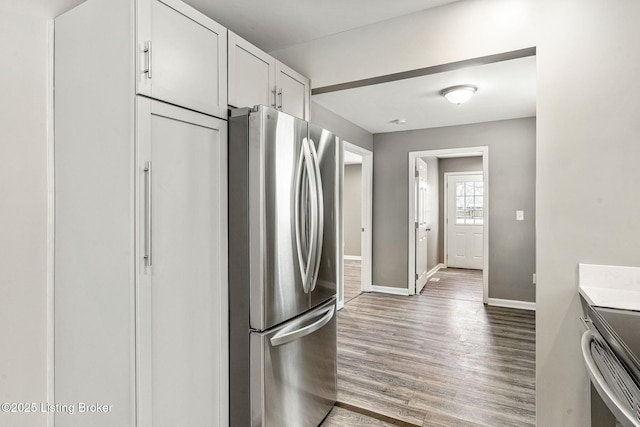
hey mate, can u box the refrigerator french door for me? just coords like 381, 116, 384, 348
229, 105, 338, 427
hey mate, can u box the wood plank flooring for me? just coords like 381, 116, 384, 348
420, 268, 483, 302
344, 258, 362, 303
322, 268, 536, 427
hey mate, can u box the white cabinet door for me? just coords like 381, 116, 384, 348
228, 31, 276, 109
137, 0, 227, 118
275, 61, 310, 120
136, 98, 228, 427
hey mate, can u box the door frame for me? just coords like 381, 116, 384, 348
338, 141, 373, 310
407, 147, 489, 303
444, 171, 484, 270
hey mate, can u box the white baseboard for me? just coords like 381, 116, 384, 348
344, 255, 362, 261
416, 263, 445, 294
369, 285, 410, 296
426, 263, 444, 280
488, 298, 536, 311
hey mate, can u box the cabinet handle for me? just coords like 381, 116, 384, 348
271, 87, 277, 108
144, 41, 152, 79
144, 161, 152, 266
277, 88, 283, 110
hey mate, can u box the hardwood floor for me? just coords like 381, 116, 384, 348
344, 258, 362, 303
322, 403, 413, 427
420, 268, 483, 302
322, 268, 536, 427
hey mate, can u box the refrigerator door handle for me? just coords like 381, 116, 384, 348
295, 138, 319, 293
294, 145, 307, 288
308, 139, 324, 292
270, 305, 335, 347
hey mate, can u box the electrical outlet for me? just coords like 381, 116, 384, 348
532, 273, 536, 284
516, 210, 524, 221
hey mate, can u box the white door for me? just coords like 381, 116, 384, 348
447, 173, 484, 270
137, 0, 227, 118
137, 98, 228, 427
227, 31, 276, 109
415, 158, 429, 293
275, 61, 310, 120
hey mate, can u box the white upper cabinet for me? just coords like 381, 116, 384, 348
137, 0, 227, 118
228, 31, 310, 120
275, 61, 310, 121
228, 31, 276, 110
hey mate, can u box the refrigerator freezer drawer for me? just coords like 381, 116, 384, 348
250, 298, 337, 427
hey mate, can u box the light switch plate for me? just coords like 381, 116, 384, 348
516, 210, 524, 221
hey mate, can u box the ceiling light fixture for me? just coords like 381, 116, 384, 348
393, 119, 407, 125
441, 85, 477, 105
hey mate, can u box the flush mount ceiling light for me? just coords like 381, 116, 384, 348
393, 119, 407, 125
441, 85, 477, 105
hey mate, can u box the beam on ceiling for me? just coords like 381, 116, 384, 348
311, 47, 536, 95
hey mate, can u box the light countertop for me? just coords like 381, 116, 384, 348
579, 264, 640, 311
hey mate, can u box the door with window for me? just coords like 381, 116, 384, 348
446, 173, 483, 270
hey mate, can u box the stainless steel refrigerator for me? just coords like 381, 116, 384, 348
229, 105, 338, 427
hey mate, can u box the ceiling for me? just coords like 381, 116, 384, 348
183, 0, 460, 52
182, 0, 535, 134
313, 55, 536, 134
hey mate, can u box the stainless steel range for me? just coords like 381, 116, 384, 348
582, 303, 640, 427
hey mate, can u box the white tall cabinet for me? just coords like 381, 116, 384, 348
228, 31, 311, 120
54, 0, 228, 426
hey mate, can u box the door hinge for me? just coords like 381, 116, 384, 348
415, 273, 419, 280
415, 170, 419, 178
415, 221, 419, 229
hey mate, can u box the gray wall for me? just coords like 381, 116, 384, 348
536, 1, 640, 425
373, 117, 536, 303
311, 101, 373, 151
438, 157, 483, 264
344, 164, 362, 256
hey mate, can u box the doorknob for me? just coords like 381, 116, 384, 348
425, 228, 431, 231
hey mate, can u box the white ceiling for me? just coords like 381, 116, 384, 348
181, 0, 535, 134
313, 55, 536, 134
183, 0, 460, 52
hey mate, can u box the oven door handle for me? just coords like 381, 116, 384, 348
581, 330, 640, 427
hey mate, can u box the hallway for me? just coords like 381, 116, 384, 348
323, 268, 536, 426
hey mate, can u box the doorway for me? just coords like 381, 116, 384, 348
408, 147, 489, 303
338, 142, 373, 309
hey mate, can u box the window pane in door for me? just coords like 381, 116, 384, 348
454, 179, 484, 225
465, 182, 474, 195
